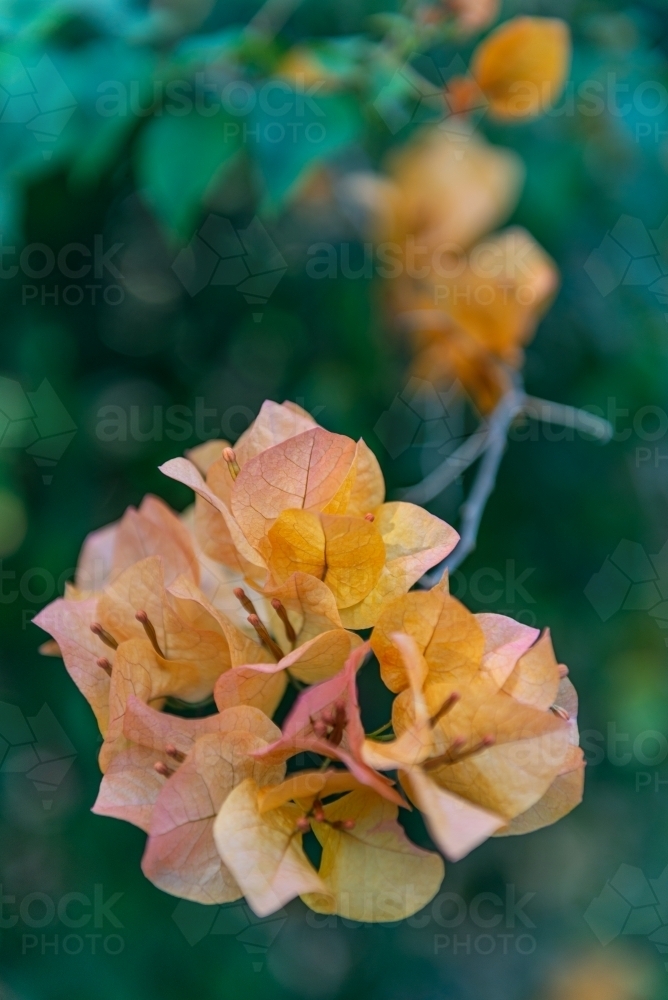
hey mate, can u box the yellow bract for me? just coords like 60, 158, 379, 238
215, 777, 445, 921
472, 17, 571, 120
267, 508, 327, 582
370, 588, 584, 838
161, 401, 457, 624
304, 789, 444, 922
213, 778, 330, 918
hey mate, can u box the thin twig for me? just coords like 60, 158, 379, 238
395, 350, 613, 584
402, 391, 613, 511
421, 381, 525, 585
522, 396, 613, 442
398, 424, 489, 504
445, 385, 524, 573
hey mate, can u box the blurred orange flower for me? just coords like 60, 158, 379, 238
471, 16, 571, 121
362, 127, 559, 409
407, 227, 559, 411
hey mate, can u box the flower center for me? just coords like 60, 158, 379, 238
96, 657, 112, 676
423, 733, 495, 770
90, 622, 118, 650
153, 744, 186, 779
223, 447, 240, 480
311, 701, 347, 746
295, 797, 355, 834
234, 587, 286, 661
135, 610, 164, 657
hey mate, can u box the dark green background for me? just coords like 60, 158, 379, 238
2, 0, 668, 997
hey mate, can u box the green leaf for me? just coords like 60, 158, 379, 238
249, 91, 364, 211
136, 110, 241, 240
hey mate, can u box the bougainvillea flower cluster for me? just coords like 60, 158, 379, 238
35, 401, 583, 921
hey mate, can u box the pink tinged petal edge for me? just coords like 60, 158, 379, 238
406, 768, 505, 861
248, 643, 405, 805
32, 597, 110, 724
254, 642, 369, 756
92, 745, 167, 832
122, 694, 271, 754
159, 458, 266, 570
476, 613, 540, 686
